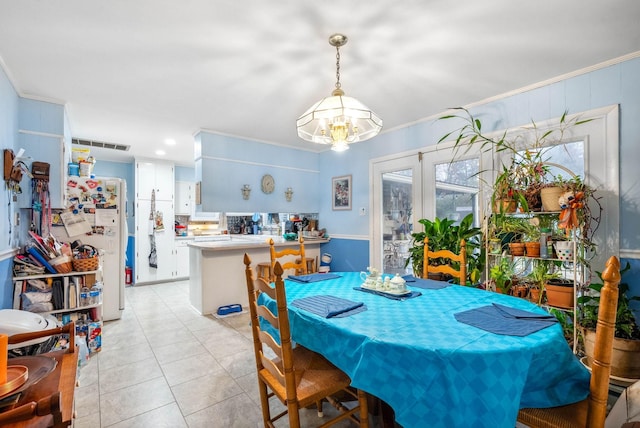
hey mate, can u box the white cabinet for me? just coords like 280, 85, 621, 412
135, 160, 174, 201
134, 159, 176, 284
175, 239, 192, 278
175, 181, 194, 216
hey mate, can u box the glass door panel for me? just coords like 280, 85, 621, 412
382, 169, 413, 275
371, 155, 421, 274
434, 158, 480, 225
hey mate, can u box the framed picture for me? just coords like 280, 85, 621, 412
332, 175, 352, 210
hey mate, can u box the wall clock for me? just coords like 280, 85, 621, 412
261, 174, 275, 194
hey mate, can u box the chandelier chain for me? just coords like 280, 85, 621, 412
335, 46, 341, 90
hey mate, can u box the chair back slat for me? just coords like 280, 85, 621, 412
255, 304, 277, 328
255, 279, 277, 299
587, 255, 621, 427
258, 329, 282, 358
261, 353, 286, 385
423, 237, 467, 284
269, 237, 307, 279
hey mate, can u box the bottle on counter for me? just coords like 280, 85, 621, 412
90, 281, 103, 304
79, 284, 90, 307
540, 228, 552, 258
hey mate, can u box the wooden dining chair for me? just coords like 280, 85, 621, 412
269, 236, 307, 280
423, 237, 467, 284
243, 253, 369, 428
517, 255, 621, 428
1, 322, 77, 428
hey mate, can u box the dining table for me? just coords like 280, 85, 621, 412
270, 272, 590, 428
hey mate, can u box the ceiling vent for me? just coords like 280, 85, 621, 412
72, 138, 130, 151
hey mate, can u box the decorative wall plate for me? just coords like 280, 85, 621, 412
261, 174, 275, 194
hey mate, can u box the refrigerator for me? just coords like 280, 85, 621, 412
51, 176, 127, 321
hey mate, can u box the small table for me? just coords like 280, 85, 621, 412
277, 272, 590, 428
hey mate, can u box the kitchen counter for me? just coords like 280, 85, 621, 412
188, 235, 329, 315
188, 234, 328, 249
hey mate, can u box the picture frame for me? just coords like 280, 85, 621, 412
332, 175, 352, 210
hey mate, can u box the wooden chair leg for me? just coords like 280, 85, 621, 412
357, 389, 370, 428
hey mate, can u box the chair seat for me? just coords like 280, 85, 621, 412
518, 399, 587, 428
259, 345, 352, 410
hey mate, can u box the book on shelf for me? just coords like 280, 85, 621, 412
12, 280, 24, 309
69, 276, 81, 309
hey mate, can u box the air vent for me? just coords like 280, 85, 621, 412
72, 138, 130, 151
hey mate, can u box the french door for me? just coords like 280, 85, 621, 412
371, 154, 422, 274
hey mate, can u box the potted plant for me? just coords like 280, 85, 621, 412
404, 213, 483, 284
489, 256, 515, 294
545, 277, 575, 309
521, 221, 541, 257
438, 108, 591, 213
578, 261, 640, 379
527, 259, 559, 304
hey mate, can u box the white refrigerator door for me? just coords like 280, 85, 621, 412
53, 177, 126, 321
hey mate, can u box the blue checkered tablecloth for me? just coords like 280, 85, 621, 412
275, 272, 589, 428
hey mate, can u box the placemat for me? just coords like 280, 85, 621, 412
291, 295, 366, 318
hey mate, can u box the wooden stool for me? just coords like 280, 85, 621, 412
257, 262, 272, 281
295, 257, 317, 275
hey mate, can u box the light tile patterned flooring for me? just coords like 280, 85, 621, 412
72, 280, 382, 427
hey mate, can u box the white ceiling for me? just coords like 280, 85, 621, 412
1, 1, 639, 166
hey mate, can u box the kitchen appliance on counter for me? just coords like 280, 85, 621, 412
51, 176, 127, 321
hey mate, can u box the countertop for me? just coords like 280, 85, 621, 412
188, 234, 329, 251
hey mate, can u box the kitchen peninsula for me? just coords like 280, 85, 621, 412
188, 235, 329, 315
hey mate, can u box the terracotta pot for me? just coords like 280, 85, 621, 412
525, 241, 540, 257
544, 279, 574, 309
512, 285, 528, 299
509, 242, 525, 256
583, 328, 640, 379
529, 287, 541, 303
492, 198, 517, 213
540, 186, 564, 211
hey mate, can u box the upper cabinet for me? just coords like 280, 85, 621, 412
135, 160, 174, 201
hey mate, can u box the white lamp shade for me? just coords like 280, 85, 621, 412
296, 94, 382, 146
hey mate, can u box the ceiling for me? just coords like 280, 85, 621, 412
1, 1, 640, 166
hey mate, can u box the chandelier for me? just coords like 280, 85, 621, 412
296, 34, 382, 152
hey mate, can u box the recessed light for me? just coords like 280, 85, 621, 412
165, 139, 176, 145
155, 150, 166, 156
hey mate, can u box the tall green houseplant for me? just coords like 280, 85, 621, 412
404, 213, 483, 284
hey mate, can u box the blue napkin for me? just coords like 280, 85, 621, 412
402, 275, 451, 290
454, 304, 558, 336
353, 286, 422, 301
291, 295, 366, 318
287, 273, 342, 283
491, 303, 556, 320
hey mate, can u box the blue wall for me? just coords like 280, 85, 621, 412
196, 131, 320, 213
0, 64, 20, 309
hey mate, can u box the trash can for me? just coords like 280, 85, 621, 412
125, 266, 132, 285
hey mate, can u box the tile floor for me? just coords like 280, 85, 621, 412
72, 280, 384, 427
